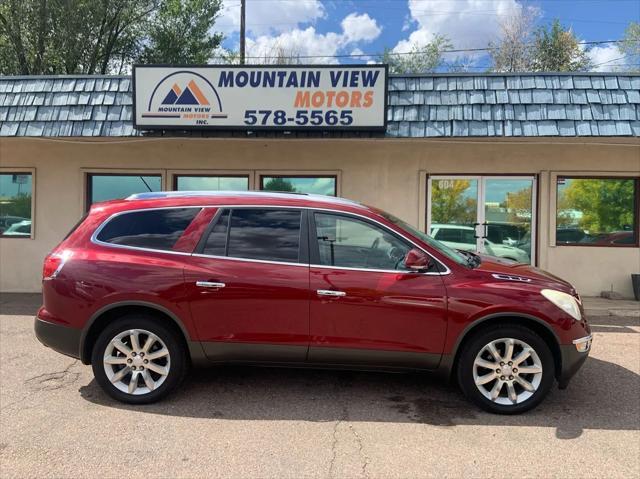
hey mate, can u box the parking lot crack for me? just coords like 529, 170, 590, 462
348, 422, 370, 479
24, 360, 80, 391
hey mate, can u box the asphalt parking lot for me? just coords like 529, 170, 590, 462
1, 294, 639, 479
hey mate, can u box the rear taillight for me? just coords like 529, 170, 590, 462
42, 251, 72, 280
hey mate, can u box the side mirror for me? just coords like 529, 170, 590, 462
404, 248, 432, 272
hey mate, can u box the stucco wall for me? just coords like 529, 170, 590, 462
1, 136, 638, 297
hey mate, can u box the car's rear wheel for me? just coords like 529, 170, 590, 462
457, 325, 555, 414
91, 314, 187, 404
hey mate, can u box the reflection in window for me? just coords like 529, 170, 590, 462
226, 209, 301, 262
87, 174, 162, 207
0, 173, 32, 237
175, 176, 249, 191
96, 208, 200, 251
556, 177, 638, 246
315, 213, 410, 270
430, 179, 477, 226
260, 176, 337, 196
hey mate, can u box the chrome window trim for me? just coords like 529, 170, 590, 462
90, 204, 451, 275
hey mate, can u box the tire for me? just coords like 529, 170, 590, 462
91, 313, 188, 404
457, 325, 555, 414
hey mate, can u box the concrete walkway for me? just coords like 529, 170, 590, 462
583, 296, 639, 317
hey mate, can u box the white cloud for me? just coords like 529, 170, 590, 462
341, 13, 382, 43
217, 0, 325, 36
247, 27, 344, 64
238, 10, 382, 64
588, 44, 627, 71
394, 0, 523, 55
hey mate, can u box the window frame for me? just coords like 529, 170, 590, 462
195, 207, 309, 265
553, 175, 639, 248
172, 173, 251, 192
84, 171, 164, 211
91, 206, 202, 254
258, 173, 339, 196
0, 168, 35, 240
309, 210, 417, 272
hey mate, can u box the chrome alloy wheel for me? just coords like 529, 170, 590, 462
103, 329, 171, 395
472, 337, 543, 405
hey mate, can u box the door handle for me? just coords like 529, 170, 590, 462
196, 281, 226, 289
317, 289, 346, 297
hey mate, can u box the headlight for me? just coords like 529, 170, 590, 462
541, 289, 582, 321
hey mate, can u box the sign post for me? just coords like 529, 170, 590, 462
133, 65, 388, 131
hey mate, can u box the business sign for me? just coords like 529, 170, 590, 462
133, 65, 387, 131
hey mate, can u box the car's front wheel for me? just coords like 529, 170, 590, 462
91, 314, 187, 404
457, 325, 555, 414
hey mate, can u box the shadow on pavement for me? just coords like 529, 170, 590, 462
80, 356, 639, 440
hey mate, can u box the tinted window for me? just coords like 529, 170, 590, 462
202, 209, 230, 256
97, 208, 200, 251
0, 173, 32, 237
556, 177, 638, 246
433, 228, 460, 242
175, 176, 249, 191
315, 213, 411, 270
87, 174, 162, 208
223, 209, 301, 262
261, 176, 337, 196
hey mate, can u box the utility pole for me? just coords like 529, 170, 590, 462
240, 0, 246, 65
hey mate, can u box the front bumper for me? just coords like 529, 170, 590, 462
34, 317, 81, 360
557, 334, 592, 389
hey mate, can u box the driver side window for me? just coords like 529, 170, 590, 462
314, 212, 412, 271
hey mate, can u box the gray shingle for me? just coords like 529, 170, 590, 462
470, 91, 484, 104
23, 106, 37, 121
545, 76, 561, 89
56, 106, 70, 121
397, 91, 413, 105
614, 121, 632, 135
573, 76, 591, 89
559, 76, 574, 89
605, 105, 620, 120
0, 121, 19, 135
484, 91, 496, 104
520, 76, 535, 89
409, 122, 425, 137
424, 91, 440, 105
419, 77, 433, 90
404, 106, 418, 121
434, 78, 448, 91
581, 105, 593, 120
107, 106, 123, 121
397, 121, 410, 137
537, 121, 559, 136
611, 90, 627, 104
90, 92, 105, 105
92, 105, 108, 121
631, 121, 640, 136
506, 76, 521, 89
575, 121, 592, 135
626, 90, 640, 103
558, 121, 576, 136
599, 90, 613, 104
452, 120, 469, 136
604, 77, 619, 89
495, 90, 508, 103
534, 76, 546, 89
0, 107, 7, 121
596, 121, 616, 135
630, 77, 640, 89
514, 104, 526, 121
435, 106, 449, 121
457, 77, 474, 90
440, 91, 457, 105
103, 91, 116, 105
119, 78, 131, 92
406, 78, 419, 91
36, 106, 55, 121
425, 121, 447, 136
457, 91, 468, 104
519, 90, 533, 104
386, 122, 399, 137
25, 121, 45, 136
418, 106, 429, 121
389, 78, 405, 91
526, 105, 543, 120
619, 104, 636, 120
547, 105, 566, 120
391, 106, 403, 121
570, 90, 587, 104
474, 77, 488, 90
493, 105, 505, 121
532, 89, 553, 103
591, 104, 605, 120
586, 90, 601, 103
413, 92, 424, 104
488, 77, 505, 90
618, 77, 632, 89
590, 76, 605, 89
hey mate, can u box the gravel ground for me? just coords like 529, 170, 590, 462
1, 293, 639, 479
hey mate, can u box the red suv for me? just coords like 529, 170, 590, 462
35, 192, 591, 414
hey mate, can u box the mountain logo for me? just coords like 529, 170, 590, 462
161, 80, 210, 106
142, 70, 226, 124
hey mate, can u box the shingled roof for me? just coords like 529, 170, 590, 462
0, 73, 638, 137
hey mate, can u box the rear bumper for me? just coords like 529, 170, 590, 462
34, 317, 81, 360
557, 335, 592, 388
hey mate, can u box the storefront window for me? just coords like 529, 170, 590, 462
556, 177, 638, 246
174, 175, 249, 191
260, 176, 337, 196
87, 173, 162, 208
0, 173, 33, 237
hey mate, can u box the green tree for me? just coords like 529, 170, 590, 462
618, 21, 640, 72
559, 179, 635, 233
0, 0, 223, 75
263, 178, 297, 193
138, 0, 223, 64
431, 179, 477, 225
380, 34, 452, 74
0, 193, 32, 218
531, 19, 591, 72
489, 7, 539, 72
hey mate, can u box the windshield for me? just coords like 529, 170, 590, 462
375, 209, 470, 267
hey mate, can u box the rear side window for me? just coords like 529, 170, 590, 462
201, 208, 301, 263
96, 208, 200, 251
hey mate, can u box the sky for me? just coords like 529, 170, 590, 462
215, 0, 640, 71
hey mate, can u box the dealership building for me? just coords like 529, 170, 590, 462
0, 68, 638, 297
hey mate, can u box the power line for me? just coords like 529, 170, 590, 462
213, 39, 634, 60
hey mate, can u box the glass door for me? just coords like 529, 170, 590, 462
427, 176, 536, 264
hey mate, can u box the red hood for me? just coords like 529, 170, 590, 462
474, 255, 576, 294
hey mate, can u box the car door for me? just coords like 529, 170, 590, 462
183, 207, 310, 362
308, 211, 448, 369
